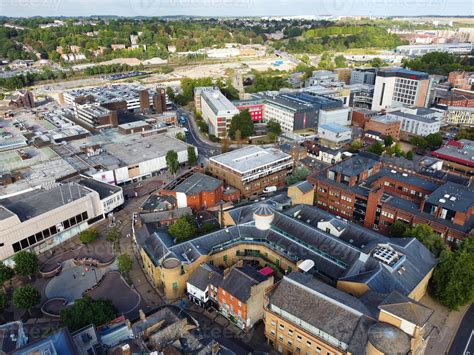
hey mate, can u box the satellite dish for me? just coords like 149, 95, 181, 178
298, 259, 315, 273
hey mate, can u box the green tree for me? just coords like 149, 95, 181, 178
383, 135, 394, 147
425, 133, 443, 150
117, 254, 133, 274
106, 227, 121, 242
13, 285, 41, 312
286, 166, 310, 185
406, 150, 414, 160
175, 132, 186, 141
404, 224, 447, 257
367, 141, 385, 156
13, 251, 38, 279
229, 110, 254, 139
166, 150, 179, 176
370, 57, 384, 68
168, 215, 198, 243
166, 86, 175, 102
79, 228, 97, 245
430, 237, 474, 310
410, 136, 428, 150
60, 297, 117, 332
334, 55, 347, 68
0, 291, 7, 313
0, 263, 14, 288
349, 139, 364, 153
267, 120, 282, 135
187, 146, 197, 166
389, 220, 409, 237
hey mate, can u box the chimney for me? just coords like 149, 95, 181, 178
139, 309, 146, 321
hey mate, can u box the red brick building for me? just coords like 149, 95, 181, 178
364, 114, 401, 140
448, 71, 473, 90
352, 107, 378, 128
308, 154, 473, 244
161, 171, 240, 212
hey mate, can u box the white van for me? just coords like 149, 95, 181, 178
263, 186, 277, 194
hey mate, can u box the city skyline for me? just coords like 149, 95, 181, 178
1, 0, 472, 18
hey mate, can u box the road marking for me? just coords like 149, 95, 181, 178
464, 330, 474, 355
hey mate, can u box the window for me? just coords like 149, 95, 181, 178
296, 335, 302, 342
279, 324, 285, 330
316, 347, 321, 353
238, 301, 241, 307
172, 282, 178, 290
223, 255, 228, 262
278, 336, 283, 342
271, 330, 276, 336
271, 320, 276, 326
288, 329, 294, 336
306, 341, 312, 347
288, 340, 292, 346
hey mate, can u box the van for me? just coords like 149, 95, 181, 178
263, 186, 277, 194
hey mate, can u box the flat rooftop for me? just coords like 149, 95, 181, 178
0, 183, 92, 222
76, 177, 122, 200
389, 110, 438, 124
201, 89, 238, 115
319, 123, 351, 134
210, 145, 291, 174
425, 182, 474, 211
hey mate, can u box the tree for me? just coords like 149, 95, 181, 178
334, 55, 347, 68
406, 150, 414, 160
389, 220, 409, 237
425, 133, 443, 150
370, 57, 384, 68
367, 141, 385, 156
60, 297, 117, 332
187, 146, 197, 166
166, 150, 179, 176
410, 136, 428, 151
79, 228, 97, 245
286, 166, 310, 185
106, 227, 121, 242
267, 120, 282, 136
220, 137, 231, 153
0, 291, 6, 313
383, 135, 394, 147
168, 215, 198, 243
229, 110, 254, 139
0, 263, 14, 288
117, 254, 133, 274
349, 139, 363, 153
404, 224, 447, 257
175, 132, 186, 141
430, 237, 474, 310
13, 251, 38, 279
13, 286, 41, 311
166, 86, 175, 102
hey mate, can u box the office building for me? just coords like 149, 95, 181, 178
364, 114, 402, 139
232, 98, 265, 122
389, 110, 441, 136
200, 89, 239, 138
0, 182, 105, 262
194, 86, 218, 113
318, 123, 352, 149
432, 139, 474, 175
350, 68, 377, 85
74, 104, 118, 130
306, 70, 338, 86
309, 154, 474, 243
372, 68, 431, 110
347, 83, 375, 108
443, 106, 474, 126
208, 146, 292, 197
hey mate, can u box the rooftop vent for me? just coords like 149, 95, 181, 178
372, 245, 401, 266
391, 170, 397, 174
450, 196, 457, 201
402, 173, 408, 177
439, 198, 446, 203
444, 194, 450, 198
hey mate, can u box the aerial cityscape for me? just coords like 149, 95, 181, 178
0, 1, 473, 354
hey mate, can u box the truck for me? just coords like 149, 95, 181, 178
263, 186, 277, 194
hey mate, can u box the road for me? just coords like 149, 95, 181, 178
177, 108, 221, 160
449, 304, 474, 355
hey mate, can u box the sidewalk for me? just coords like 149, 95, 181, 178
422, 293, 470, 355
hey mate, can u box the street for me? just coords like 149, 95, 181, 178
449, 304, 474, 355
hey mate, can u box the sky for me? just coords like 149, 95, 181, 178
0, 0, 472, 18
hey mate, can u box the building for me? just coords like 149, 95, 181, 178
12, 328, 77, 355
296, 93, 350, 128
431, 139, 474, 175
208, 146, 293, 198
194, 86, 218, 114
396, 43, 473, 56
117, 121, 151, 135
318, 123, 352, 149
309, 153, 474, 243
265, 272, 434, 355
186, 263, 223, 307
352, 107, 378, 128
443, 106, 474, 126
232, 98, 265, 122
306, 70, 339, 86
0, 321, 28, 353
8, 90, 34, 109
448, 71, 474, 90
135, 201, 437, 304
372, 68, 431, 111
160, 171, 240, 211
200, 89, 240, 138
439, 90, 474, 108
288, 181, 314, 205
75, 176, 124, 214
218, 262, 274, 330
318, 106, 353, 127
74, 104, 118, 130
365, 114, 402, 139
334, 68, 352, 84
259, 94, 318, 132
0, 183, 105, 262
350, 68, 377, 85
389, 110, 441, 137
347, 83, 375, 108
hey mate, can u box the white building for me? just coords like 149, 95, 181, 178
443, 107, 474, 126
372, 68, 431, 111
390, 110, 441, 136
318, 123, 352, 149
186, 264, 222, 307
76, 176, 124, 214
396, 43, 473, 56
200, 89, 239, 138
318, 106, 352, 127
